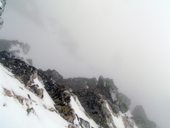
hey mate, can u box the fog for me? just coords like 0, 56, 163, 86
0, 0, 170, 127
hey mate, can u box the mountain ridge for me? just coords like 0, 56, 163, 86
0, 49, 157, 128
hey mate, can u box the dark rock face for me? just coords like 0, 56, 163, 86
75, 89, 108, 128
37, 69, 74, 121
117, 93, 131, 113
132, 105, 157, 128
58, 77, 110, 127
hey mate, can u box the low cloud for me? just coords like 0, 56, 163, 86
0, 0, 170, 128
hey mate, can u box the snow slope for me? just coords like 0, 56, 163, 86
0, 62, 139, 128
0, 64, 69, 128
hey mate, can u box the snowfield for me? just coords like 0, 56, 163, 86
0, 64, 69, 128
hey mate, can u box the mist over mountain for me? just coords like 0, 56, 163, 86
0, 39, 32, 64
0, 0, 169, 128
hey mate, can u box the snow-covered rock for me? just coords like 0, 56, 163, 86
104, 101, 138, 128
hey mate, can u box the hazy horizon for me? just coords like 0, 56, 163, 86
0, 0, 170, 128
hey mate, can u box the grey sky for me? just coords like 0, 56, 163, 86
0, 0, 170, 127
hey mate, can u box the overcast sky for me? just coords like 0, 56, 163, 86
0, 0, 170, 127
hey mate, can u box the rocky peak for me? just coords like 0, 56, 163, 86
97, 76, 105, 87
97, 76, 117, 90
96, 76, 118, 104
132, 105, 157, 128
132, 105, 148, 121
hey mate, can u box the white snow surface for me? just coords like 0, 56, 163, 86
0, 64, 69, 128
106, 102, 124, 128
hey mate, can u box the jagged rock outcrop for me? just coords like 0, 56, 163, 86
132, 105, 157, 128
58, 75, 131, 128
97, 76, 117, 103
